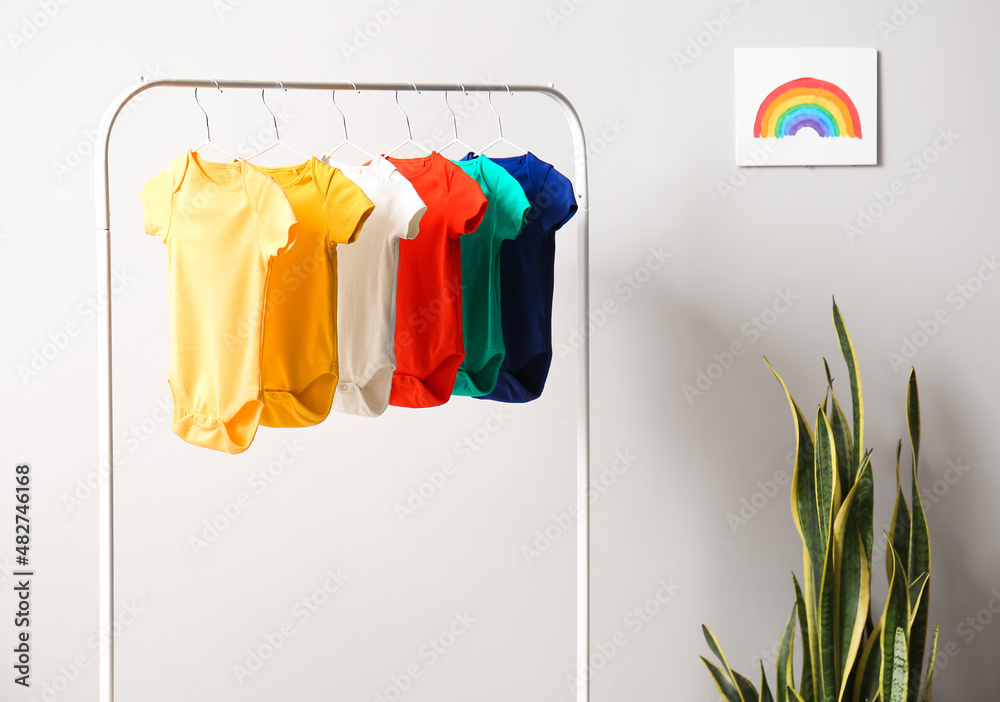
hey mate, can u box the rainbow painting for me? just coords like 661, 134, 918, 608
735, 48, 877, 166
754, 77, 862, 139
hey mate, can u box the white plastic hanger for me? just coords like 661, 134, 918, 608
480, 84, 526, 156
322, 81, 375, 165
247, 79, 310, 163
385, 82, 432, 159
191, 79, 239, 162
437, 84, 476, 159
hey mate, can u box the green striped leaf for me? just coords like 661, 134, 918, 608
906, 371, 931, 702
702, 657, 744, 702
921, 623, 939, 702
761, 664, 776, 702
777, 601, 797, 702
880, 546, 911, 702
833, 483, 870, 702
703, 624, 744, 701
854, 620, 882, 702
736, 672, 761, 702
824, 359, 855, 504
813, 408, 839, 702
789, 687, 808, 702
889, 628, 909, 702
793, 574, 815, 702
887, 441, 911, 584
832, 300, 864, 478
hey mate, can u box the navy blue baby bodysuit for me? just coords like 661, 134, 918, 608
463, 152, 577, 403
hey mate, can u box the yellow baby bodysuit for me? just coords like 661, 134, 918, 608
254, 157, 374, 427
141, 150, 297, 454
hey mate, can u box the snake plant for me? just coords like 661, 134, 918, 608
701, 301, 939, 702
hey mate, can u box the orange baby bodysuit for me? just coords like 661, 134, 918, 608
140, 150, 297, 454
254, 157, 374, 427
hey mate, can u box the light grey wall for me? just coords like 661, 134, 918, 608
1, 0, 997, 700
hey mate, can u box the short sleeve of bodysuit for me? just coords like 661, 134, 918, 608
326, 169, 375, 246
447, 166, 488, 238
537, 165, 578, 234
140, 165, 177, 242
256, 178, 298, 257
386, 169, 427, 241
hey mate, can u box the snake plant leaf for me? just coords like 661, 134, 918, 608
765, 358, 817, 552
702, 657, 745, 702
906, 572, 930, 702
824, 358, 855, 498
788, 687, 808, 702
889, 628, 909, 702
832, 300, 864, 478
761, 664, 776, 702
793, 574, 815, 702
736, 672, 761, 702
880, 546, 911, 702
818, 509, 838, 702
854, 451, 875, 590
777, 601, 797, 702
833, 483, 871, 702
887, 441, 911, 584
812, 407, 839, 701
703, 624, 744, 700
854, 619, 882, 702
906, 370, 931, 702
920, 623, 939, 702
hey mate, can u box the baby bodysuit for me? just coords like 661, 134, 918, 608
386, 153, 487, 408
450, 155, 530, 397
324, 156, 426, 417
469, 153, 578, 403
254, 157, 374, 428
140, 150, 297, 454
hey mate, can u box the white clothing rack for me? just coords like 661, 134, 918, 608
93, 78, 591, 702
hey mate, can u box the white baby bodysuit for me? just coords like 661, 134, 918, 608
325, 156, 427, 417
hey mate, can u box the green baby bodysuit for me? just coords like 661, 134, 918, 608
451, 154, 530, 397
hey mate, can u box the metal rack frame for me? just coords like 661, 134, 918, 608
93, 78, 590, 702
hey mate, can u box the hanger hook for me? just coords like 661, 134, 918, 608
331, 90, 348, 142
487, 91, 504, 141
260, 80, 281, 140
394, 90, 414, 141
408, 80, 420, 94
444, 88, 461, 140
194, 77, 224, 143
502, 82, 512, 95
349, 80, 359, 93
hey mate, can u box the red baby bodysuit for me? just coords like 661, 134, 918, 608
387, 152, 487, 408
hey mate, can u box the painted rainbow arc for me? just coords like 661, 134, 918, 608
754, 77, 862, 139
